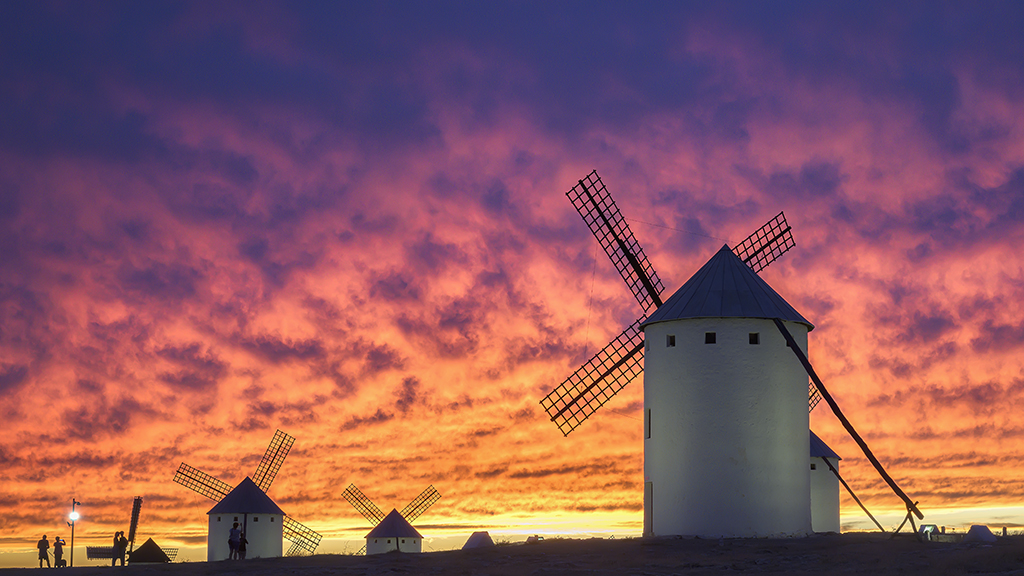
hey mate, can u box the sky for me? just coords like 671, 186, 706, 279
3, 0, 1024, 567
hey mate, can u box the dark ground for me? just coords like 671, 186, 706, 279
4, 533, 1024, 575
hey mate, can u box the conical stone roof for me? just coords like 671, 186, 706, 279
207, 477, 285, 515
642, 244, 813, 330
366, 509, 422, 539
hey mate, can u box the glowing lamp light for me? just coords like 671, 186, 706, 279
69, 511, 80, 521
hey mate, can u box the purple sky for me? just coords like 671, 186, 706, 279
2, 1, 1024, 565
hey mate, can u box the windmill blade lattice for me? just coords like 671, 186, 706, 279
540, 317, 646, 436
252, 429, 295, 492
283, 516, 322, 555
400, 485, 441, 523
173, 463, 232, 500
127, 496, 142, 549
342, 483, 386, 525
567, 171, 664, 313
732, 211, 795, 274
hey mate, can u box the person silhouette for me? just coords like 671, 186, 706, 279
53, 537, 65, 568
237, 532, 248, 560
116, 532, 128, 566
228, 522, 241, 560
37, 535, 50, 568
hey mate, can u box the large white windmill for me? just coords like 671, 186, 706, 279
540, 171, 923, 537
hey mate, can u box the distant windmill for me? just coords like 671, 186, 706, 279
540, 170, 922, 536
342, 483, 440, 554
86, 497, 178, 562
172, 429, 322, 556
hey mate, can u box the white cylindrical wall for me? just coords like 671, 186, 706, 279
207, 513, 283, 561
810, 457, 840, 533
643, 317, 811, 537
366, 537, 421, 555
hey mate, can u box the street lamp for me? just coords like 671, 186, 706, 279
67, 499, 81, 568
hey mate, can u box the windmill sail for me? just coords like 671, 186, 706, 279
732, 211, 795, 273
400, 485, 441, 523
173, 463, 232, 500
567, 171, 664, 312
252, 429, 295, 492
127, 496, 143, 551
342, 483, 386, 525
282, 516, 322, 555
540, 318, 646, 436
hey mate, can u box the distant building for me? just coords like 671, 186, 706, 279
810, 431, 841, 533
207, 477, 284, 561
365, 509, 422, 554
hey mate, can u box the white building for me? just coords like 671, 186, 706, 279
207, 477, 284, 561
365, 509, 422, 555
810, 431, 841, 533
642, 245, 814, 538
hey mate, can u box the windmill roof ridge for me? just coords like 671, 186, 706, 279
207, 476, 286, 515
366, 509, 423, 539
642, 244, 813, 329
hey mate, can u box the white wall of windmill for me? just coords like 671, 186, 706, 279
207, 512, 283, 561
643, 317, 811, 538
366, 536, 421, 555
810, 457, 841, 533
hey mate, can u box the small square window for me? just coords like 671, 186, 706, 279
749, 333, 759, 345
387, 539, 391, 544
271, 516, 275, 522
254, 516, 259, 522
402, 539, 406, 543
666, 334, 675, 347
810, 463, 817, 470
234, 517, 238, 522
217, 516, 221, 522
705, 332, 716, 344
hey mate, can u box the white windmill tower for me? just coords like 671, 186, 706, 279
342, 483, 440, 555
173, 430, 323, 557
540, 171, 924, 537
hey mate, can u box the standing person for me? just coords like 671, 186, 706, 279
111, 531, 120, 566
53, 537, 65, 568
228, 522, 241, 560
116, 532, 129, 566
36, 535, 50, 568
237, 532, 248, 560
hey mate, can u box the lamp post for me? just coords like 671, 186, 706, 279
67, 499, 81, 568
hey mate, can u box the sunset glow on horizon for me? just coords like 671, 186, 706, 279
3, 1, 1024, 568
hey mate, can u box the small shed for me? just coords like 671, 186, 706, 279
809, 431, 841, 533
128, 538, 170, 564
462, 531, 494, 550
207, 477, 284, 561
365, 509, 422, 555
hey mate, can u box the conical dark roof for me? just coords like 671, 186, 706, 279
207, 477, 285, 515
642, 244, 813, 330
366, 509, 422, 539
810, 430, 841, 460
128, 538, 170, 564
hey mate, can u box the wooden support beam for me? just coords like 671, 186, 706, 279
772, 318, 923, 520
821, 457, 885, 533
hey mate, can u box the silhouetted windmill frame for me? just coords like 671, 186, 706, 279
342, 483, 440, 554
173, 429, 323, 555
86, 497, 178, 561
540, 170, 922, 524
